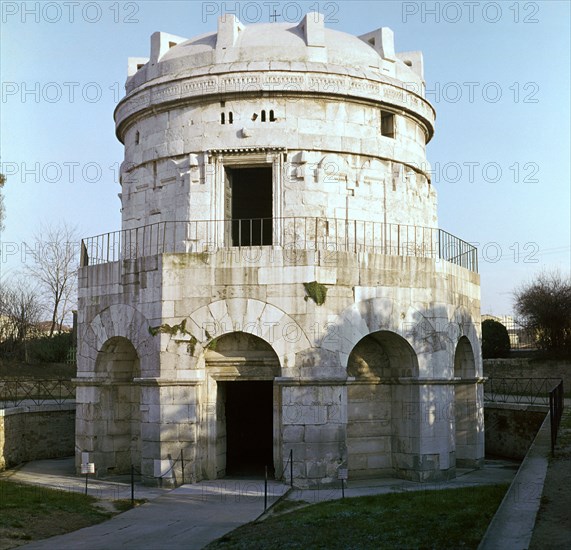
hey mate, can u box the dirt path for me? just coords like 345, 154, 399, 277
529, 407, 571, 548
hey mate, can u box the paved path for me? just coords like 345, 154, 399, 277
0, 457, 167, 502
3, 456, 520, 549
478, 414, 552, 549
18, 479, 289, 550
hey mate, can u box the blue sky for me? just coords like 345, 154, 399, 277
1, 0, 570, 315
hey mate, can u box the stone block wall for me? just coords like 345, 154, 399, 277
77, 248, 483, 486
484, 403, 547, 460
0, 404, 75, 470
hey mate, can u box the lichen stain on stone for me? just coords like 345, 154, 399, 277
303, 281, 328, 306
148, 319, 189, 337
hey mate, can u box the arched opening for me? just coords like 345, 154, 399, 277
94, 337, 141, 475
203, 332, 279, 479
346, 331, 419, 479
454, 336, 478, 467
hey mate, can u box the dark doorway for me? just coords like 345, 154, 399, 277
222, 381, 274, 477
224, 166, 273, 246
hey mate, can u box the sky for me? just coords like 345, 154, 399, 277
1, 0, 570, 316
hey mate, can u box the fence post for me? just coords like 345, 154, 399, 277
290, 449, 293, 487
264, 465, 268, 511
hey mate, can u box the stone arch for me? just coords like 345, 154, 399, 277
204, 331, 280, 378
453, 336, 481, 467
92, 336, 141, 475
201, 331, 281, 480
347, 330, 419, 379
346, 330, 420, 479
187, 298, 311, 376
323, 297, 423, 367
449, 306, 481, 374
95, 336, 141, 380
81, 304, 155, 376
454, 336, 476, 379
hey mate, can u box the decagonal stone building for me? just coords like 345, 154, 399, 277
76, 13, 484, 487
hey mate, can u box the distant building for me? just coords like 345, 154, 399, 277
76, 14, 483, 486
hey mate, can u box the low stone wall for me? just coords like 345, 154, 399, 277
0, 403, 75, 470
484, 359, 570, 391
484, 403, 547, 460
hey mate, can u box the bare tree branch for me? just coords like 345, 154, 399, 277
24, 222, 80, 336
513, 269, 571, 352
0, 280, 44, 360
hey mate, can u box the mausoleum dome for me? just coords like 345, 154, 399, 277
160, 23, 382, 69
124, 14, 426, 96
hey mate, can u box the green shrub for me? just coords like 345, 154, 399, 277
482, 319, 511, 358
28, 333, 74, 363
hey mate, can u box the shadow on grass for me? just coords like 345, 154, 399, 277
206, 484, 509, 550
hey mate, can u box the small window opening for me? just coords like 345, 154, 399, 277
404, 60, 413, 67
220, 100, 226, 107
135, 131, 140, 145
381, 112, 395, 138
261, 110, 266, 122
169, 41, 177, 49
269, 110, 276, 122
252, 113, 258, 121
136, 64, 145, 70
228, 112, 233, 124
368, 37, 375, 46
221, 112, 225, 124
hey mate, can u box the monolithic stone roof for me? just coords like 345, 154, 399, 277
125, 14, 425, 93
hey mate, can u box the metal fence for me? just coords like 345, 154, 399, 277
490, 317, 539, 350
81, 218, 478, 272
483, 377, 563, 406
484, 377, 565, 454
0, 379, 75, 407
549, 381, 565, 454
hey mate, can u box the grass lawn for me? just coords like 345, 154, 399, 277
0, 480, 111, 549
207, 484, 509, 550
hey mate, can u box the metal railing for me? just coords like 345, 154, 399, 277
549, 381, 564, 454
0, 378, 75, 407
484, 377, 566, 455
81, 218, 478, 272
483, 377, 563, 406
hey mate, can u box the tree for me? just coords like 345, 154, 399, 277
482, 319, 511, 358
514, 270, 571, 352
24, 222, 80, 336
0, 281, 44, 360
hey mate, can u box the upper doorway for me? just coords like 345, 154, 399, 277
224, 166, 273, 246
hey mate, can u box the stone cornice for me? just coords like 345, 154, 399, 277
115, 70, 435, 142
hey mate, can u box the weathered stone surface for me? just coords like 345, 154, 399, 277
76, 14, 483, 487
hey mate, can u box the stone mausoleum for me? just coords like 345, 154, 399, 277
76, 13, 484, 486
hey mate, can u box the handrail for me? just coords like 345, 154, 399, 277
549, 381, 564, 454
0, 378, 75, 407
483, 377, 563, 406
80, 217, 478, 273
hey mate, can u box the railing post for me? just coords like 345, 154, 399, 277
264, 465, 268, 511
290, 449, 293, 487
131, 465, 135, 506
